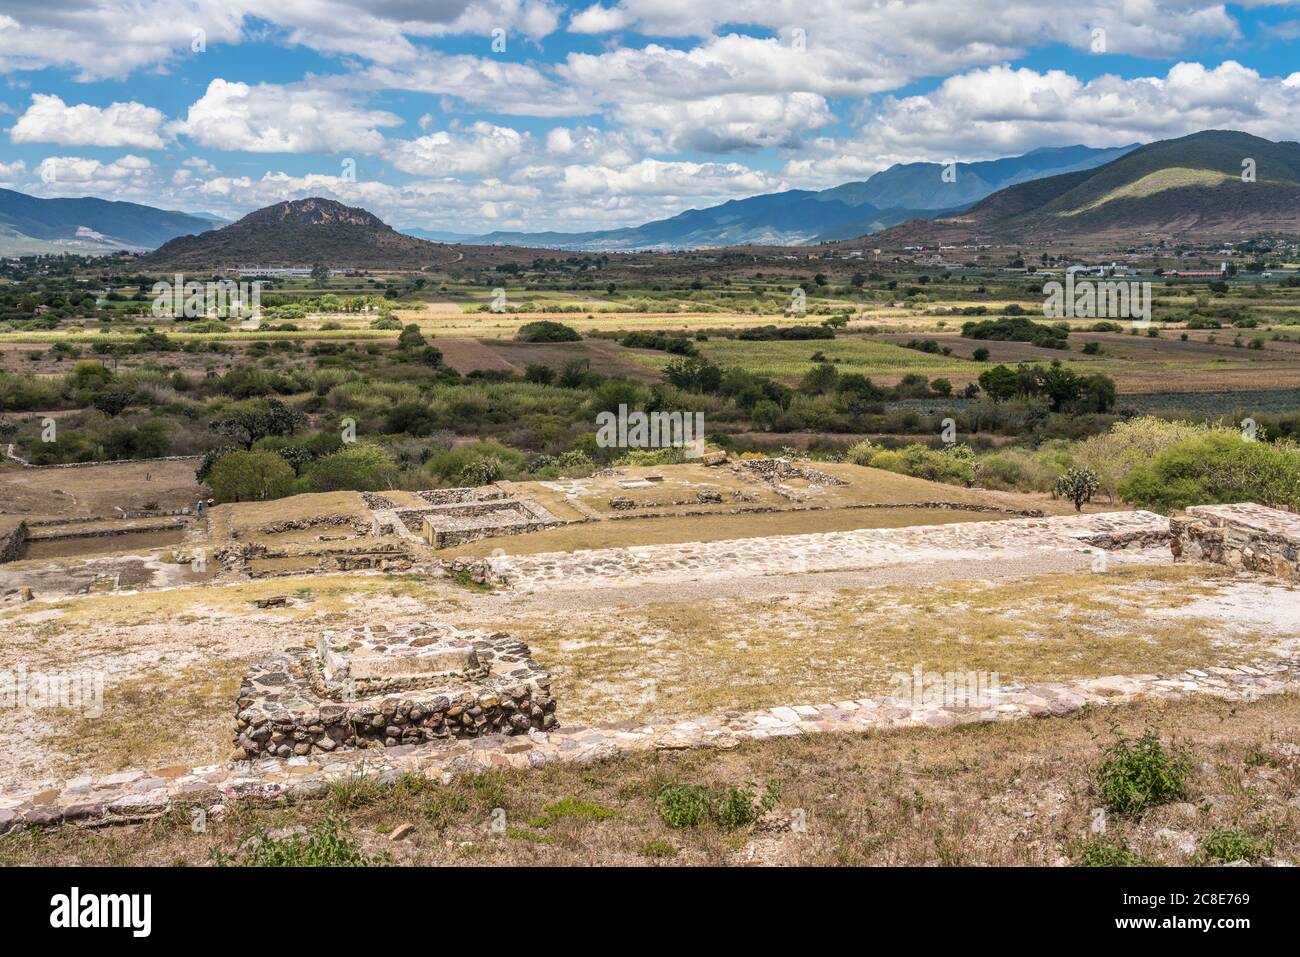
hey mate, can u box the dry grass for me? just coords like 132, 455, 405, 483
489, 566, 1282, 725
0, 459, 203, 519
52, 659, 246, 776
7, 691, 1298, 866
440, 506, 1008, 559
205, 491, 369, 541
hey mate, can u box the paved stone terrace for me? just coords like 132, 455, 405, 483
4, 654, 1296, 834
483, 510, 1172, 591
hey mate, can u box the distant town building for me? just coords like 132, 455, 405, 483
233, 266, 334, 278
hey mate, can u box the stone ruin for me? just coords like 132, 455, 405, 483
235, 622, 556, 758
1172, 503, 1300, 581
369, 487, 559, 549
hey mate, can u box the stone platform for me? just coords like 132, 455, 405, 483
478, 510, 1172, 591
1173, 503, 1300, 581
235, 623, 556, 758
5, 655, 1297, 834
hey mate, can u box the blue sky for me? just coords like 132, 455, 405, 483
1, 1, 1298, 234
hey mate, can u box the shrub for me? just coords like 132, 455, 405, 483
962, 316, 1068, 346
1119, 433, 1300, 512
656, 784, 712, 829
523, 363, 554, 385
1093, 727, 1193, 815
656, 781, 780, 829
1073, 837, 1154, 867
1197, 829, 1273, 864
206, 450, 297, 503
214, 815, 386, 867
397, 324, 426, 350
845, 440, 875, 466
301, 443, 398, 492
516, 320, 580, 342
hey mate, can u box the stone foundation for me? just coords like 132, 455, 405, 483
416, 496, 558, 548
1172, 503, 1300, 581
235, 623, 556, 758
0, 522, 27, 564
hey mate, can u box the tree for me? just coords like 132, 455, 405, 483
207, 451, 297, 503
91, 387, 133, 417
977, 364, 1019, 401
662, 355, 723, 394
209, 398, 304, 449
1055, 468, 1101, 512
398, 323, 426, 350
310, 261, 329, 288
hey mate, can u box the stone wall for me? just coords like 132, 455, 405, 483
0, 522, 27, 564
1172, 503, 1300, 581
3, 445, 202, 470
235, 624, 556, 757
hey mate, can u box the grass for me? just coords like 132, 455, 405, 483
633, 336, 973, 380
497, 564, 1273, 726
53, 659, 244, 775
8, 692, 1299, 866
211, 815, 389, 867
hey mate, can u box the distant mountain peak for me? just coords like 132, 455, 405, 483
240, 197, 389, 230
140, 197, 457, 270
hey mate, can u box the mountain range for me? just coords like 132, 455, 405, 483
9, 131, 1295, 265
0, 189, 219, 256
861, 130, 1300, 248
428, 143, 1137, 251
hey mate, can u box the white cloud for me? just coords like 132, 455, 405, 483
783, 61, 1300, 187
390, 123, 529, 176
612, 91, 834, 152
31, 154, 154, 196
172, 79, 402, 154
10, 93, 168, 148
0, 1, 563, 79
0, 159, 26, 185
565, 0, 1238, 59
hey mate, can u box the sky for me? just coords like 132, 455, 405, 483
0, 1, 1298, 236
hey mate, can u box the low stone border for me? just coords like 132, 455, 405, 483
3, 656, 1296, 834
1173, 503, 1300, 581
2, 445, 202, 470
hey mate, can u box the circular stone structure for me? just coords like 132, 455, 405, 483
235, 623, 556, 758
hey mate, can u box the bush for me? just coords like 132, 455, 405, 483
206, 450, 297, 503
845, 440, 875, 466
1197, 829, 1273, 864
214, 815, 386, 867
962, 316, 1068, 346
1119, 433, 1300, 512
516, 320, 580, 342
1093, 727, 1193, 815
301, 443, 398, 492
1073, 837, 1154, 867
655, 781, 780, 829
